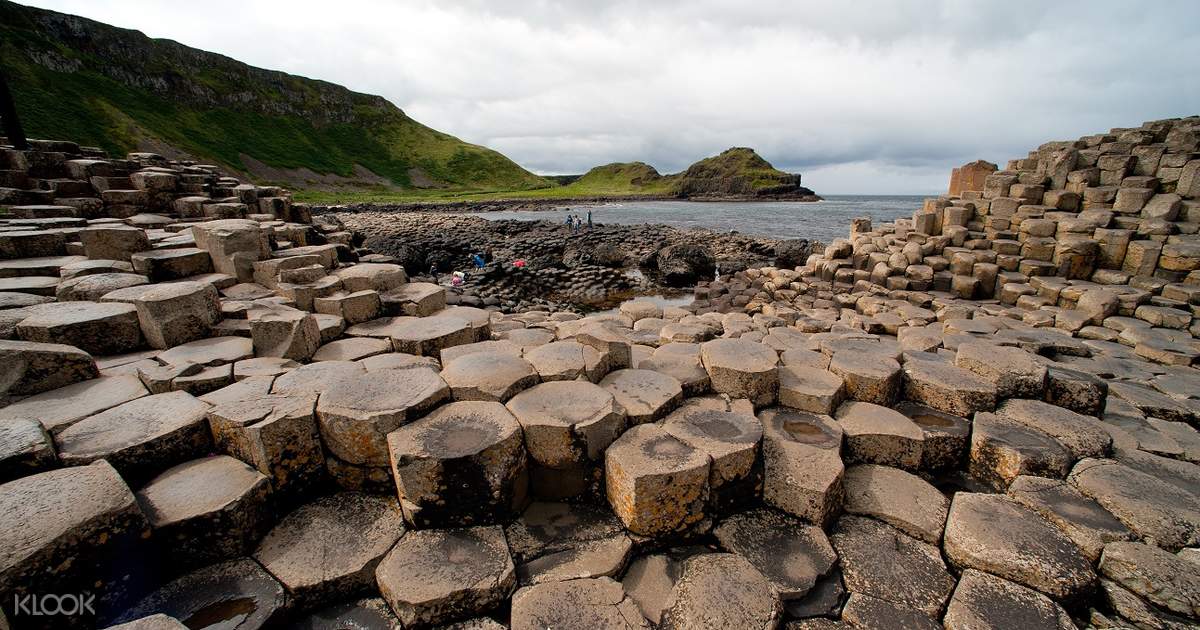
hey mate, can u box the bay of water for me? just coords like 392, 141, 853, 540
468, 195, 927, 243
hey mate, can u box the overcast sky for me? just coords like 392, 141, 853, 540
23, 0, 1200, 194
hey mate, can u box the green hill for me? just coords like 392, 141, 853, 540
556, 162, 674, 196
673, 147, 812, 198
0, 0, 549, 194
482, 149, 816, 201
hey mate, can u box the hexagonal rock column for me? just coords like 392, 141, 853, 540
576, 323, 634, 370
843, 464, 948, 545
901, 358, 997, 416
15, 301, 143, 355
375, 525, 515, 627
313, 290, 382, 325
830, 515, 956, 617
382, 282, 446, 317
0, 339, 98, 396
778, 364, 846, 415
388, 401, 527, 528
0, 462, 150, 623
135, 455, 272, 572
713, 508, 837, 601
969, 412, 1072, 490
332, 262, 407, 293
0, 418, 57, 483
0, 373, 149, 436
112, 558, 287, 630
994, 398, 1111, 460
523, 340, 609, 382
955, 341, 1047, 399
604, 423, 709, 537
758, 407, 845, 527
1069, 458, 1200, 551
206, 392, 325, 502
130, 247, 214, 282
1099, 541, 1200, 621
191, 219, 270, 283
505, 502, 632, 586
318, 367, 449, 469
367, 315, 474, 357
943, 569, 1076, 630
834, 401, 924, 470
828, 350, 902, 405
106, 614, 190, 629
506, 381, 626, 501
441, 352, 540, 402
511, 577, 648, 630
894, 402, 970, 472
1007, 475, 1134, 562
699, 338, 779, 407
55, 391, 213, 486
254, 492, 405, 608
599, 369, 683, 425
944, 492, 1096, 602
661, 402, 763, 513
660, 553, 782, 630
103, 281, 220, 349
250, 307, 321, 360
79, 225, 150, 261
287, 598, 404, 630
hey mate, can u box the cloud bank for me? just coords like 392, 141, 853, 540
21, 0, 1200, 193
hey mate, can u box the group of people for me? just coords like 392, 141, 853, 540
564, 209, 592, 231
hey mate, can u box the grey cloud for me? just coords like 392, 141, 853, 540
21, 0, 1200, 194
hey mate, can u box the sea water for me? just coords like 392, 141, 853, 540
468, 194, 927, 243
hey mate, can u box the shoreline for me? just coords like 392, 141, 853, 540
311, 193, 823, 215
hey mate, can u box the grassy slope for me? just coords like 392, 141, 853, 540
293, 151, 810, 204
0, 1, 548, 193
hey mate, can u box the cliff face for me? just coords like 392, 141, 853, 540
0, 0, 548, 192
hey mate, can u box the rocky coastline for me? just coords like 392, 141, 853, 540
318, 190, 823, 216
337, 210, 819, 313
0, 115, 1197, 630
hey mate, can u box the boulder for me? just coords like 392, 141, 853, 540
0, 339, 98, 396
655, 243, 715, 286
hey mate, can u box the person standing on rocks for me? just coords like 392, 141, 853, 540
587, 209, 593, 228
471, 253, 485, 269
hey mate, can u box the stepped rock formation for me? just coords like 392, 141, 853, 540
948, 159, 998, 197
0, 118, 1198, 630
